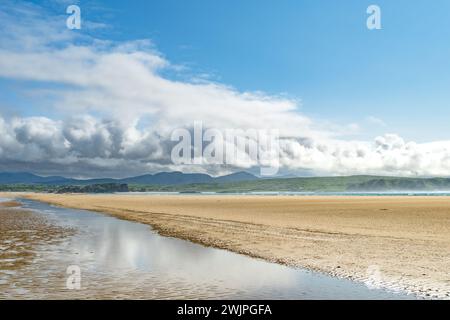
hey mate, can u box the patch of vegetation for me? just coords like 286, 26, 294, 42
2, 176, 450, 193
0, 183, 129, 193
0, 184, 55, 192
55, 183, 129, 193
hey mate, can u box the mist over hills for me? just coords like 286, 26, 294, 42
2, 171, 450, 192
143, 175, 450, 193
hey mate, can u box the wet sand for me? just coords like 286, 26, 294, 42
0, 199, 73, 291
4, 193, 450, 299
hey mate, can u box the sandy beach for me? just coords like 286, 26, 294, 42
0, 199, 73, 290
3, 193, 450, 299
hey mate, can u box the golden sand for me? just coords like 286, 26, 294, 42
4, 192, 450, 299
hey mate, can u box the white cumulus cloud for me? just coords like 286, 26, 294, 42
0, 1, 449, 178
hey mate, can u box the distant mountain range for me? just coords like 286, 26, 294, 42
2, 171, 450, 192
0, 171, 259, 186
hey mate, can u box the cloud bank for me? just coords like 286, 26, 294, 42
0, 1, 450, 178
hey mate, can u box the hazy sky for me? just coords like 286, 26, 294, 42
1, 0, 450, 178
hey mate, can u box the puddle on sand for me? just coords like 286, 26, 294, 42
0, 199, 416, 299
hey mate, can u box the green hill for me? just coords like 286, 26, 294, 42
128, 175, 450, 193
2, 174, 450, 193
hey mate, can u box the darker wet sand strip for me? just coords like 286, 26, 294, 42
0, 199, 74, 286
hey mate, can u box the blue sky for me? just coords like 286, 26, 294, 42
1, 0, 450, 177
37, 0, 450, 142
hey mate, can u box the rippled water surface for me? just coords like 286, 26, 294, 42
0, 199, 415, 299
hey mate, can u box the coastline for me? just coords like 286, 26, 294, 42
3, 192, 450, 299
